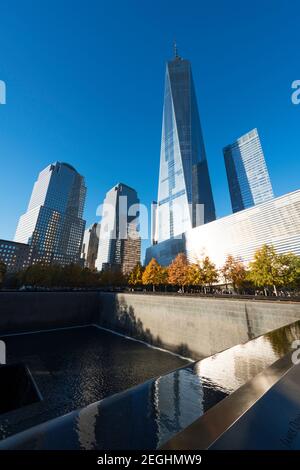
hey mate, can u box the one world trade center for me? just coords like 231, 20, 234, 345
154, 47, 215, 243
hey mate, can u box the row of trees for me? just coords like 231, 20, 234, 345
129, 245, 300, 295
248, 245, 300, 295
1, 244, 300, 296
1, 262, 127, 289
4, 263, 130, 289
13, 263, 100, 288
129, 254, 219, 293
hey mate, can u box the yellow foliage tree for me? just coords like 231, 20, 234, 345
186, 263, 203, 287
201, 256, 219, 292
167, 253, 189, 292
221, 254, 247, 291
128, 263, 144, 288
142, 258, 166, 291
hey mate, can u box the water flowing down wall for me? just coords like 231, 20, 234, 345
1, 291, 300, 359
96, 293, 300, 359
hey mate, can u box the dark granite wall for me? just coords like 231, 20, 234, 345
1, 292, 300, 359
0, 292, 98, 334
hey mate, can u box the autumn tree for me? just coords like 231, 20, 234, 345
99, 267, 126, 287
293, 260, 300, 290
20, 264, 48, 286
19, 263, 100, 288
167, 253, 189, 292
62, 263, 83, 287
248, 245, 281, 296
157, 266, 168, 288
142, 258, 166, 291
277, 252, 300, 290
186, 263, 203, 288
221, 255, 247, 292
79, 267, 100, 287
98, 269, 110, 286
201, 256, 219, 292
128, 263, 144, 288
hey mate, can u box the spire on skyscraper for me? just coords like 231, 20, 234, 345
173, 40, 179, 59
154, 52, 216, 243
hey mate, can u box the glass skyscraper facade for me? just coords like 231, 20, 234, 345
223, 128, 274, 213
14, 162, 86, 266
155, 51, 215, 243
81, 222, 100, 270
0, 240, 30, 273
146, 189, 300, 270
95, 183, 141, 274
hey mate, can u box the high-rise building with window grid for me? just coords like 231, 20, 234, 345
0, 240, 30, 273
146, 189, 300, 269
223, 129, 274, 213
154, 49, 215, 243
95, 183, 141, 274
14, 162, 86, 266
81, 223, 100, 270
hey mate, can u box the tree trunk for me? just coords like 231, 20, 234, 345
264, 287, 268, 296
273, 285, 278, 296
152, 284, 155, 292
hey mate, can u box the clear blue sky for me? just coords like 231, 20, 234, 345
0, 0, 299, 259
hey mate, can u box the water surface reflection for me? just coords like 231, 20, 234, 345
73, 321, 300, 449
1, 321, 300, 450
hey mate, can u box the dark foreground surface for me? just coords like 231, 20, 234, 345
1, 321, 300, 449
0, 326, 188, 440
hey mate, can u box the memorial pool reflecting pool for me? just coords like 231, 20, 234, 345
0, 320, 299, 449
0, 326, 188, 440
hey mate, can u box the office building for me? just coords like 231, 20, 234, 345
95, 183, 141, 274
81, 223, 100, 270
145, 189, 300, 269
0, 239, 30, 273
154, 48, 215, 243
15, 162, 86, 266
224, 128, 274, 213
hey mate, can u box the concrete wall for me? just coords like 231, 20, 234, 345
0, 292, 97, 334
1, 291, 300, 359
96, 293, 300, 359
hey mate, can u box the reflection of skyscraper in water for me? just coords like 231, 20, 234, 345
153, 369, 205, 447
154, 47, 215, 243
149, 322, 300, 447
196, 322, 300, 393
76, 400, 99, 449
